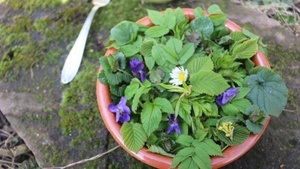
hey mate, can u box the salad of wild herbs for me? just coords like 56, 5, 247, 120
98, 4, 288, 169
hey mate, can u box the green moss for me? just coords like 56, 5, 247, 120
33, 17, 52, 33
0, 44, 38, 80
0, 1, 92, 81
5, 0, 64, 12
58, 60, 102, 150
47, 148, 69, 165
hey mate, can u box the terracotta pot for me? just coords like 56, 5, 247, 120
96, 8, 271, 169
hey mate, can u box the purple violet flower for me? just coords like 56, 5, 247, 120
216, 88, 239, 106
167, 114, 181, 134
130, 58, 146, 82
108, 97, 131, 123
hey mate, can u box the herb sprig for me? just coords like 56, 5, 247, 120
99, 4, 288, 169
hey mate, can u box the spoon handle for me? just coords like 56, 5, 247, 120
61, 5, 101, 84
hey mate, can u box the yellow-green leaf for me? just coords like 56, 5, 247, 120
141, 101, 162, 136
145, 25, 169, 38
190, 70, 229, 95
232, 39, 258, 59
186, 57, 214, 74
120, 123, 147, 153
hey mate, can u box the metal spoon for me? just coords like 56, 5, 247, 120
61, 0, 110, 84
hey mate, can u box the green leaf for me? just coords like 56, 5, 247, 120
140, 41, 155, 70
217, 125, 250, 146
235, 87, 251, 99
147, 145, 174, 157
119, 36, 142, 56
164, 8, 176, 29
231, 98, 252, 113
159, 83, 185, 93
166, 37, 183, 53
186, 57, 214, 74
249, 66, 269, 74
99, 56, 112, 72
178, 43, 195, 65
244, 105, 266, 123
98, 71, 108, 85
109, 85, 126, 97
110, 21, 139, 46
173, 8, 189, 37
125, 79, 140, 100
192, 101, 202, 117
222, 97, 251, 115
141, 101, 162, 136
120, 123, 147, 153
140, 40, 154, 57
149, 69, 162, 84
171, 147, 194, 168
192, 150, 212, 169
222, 102, 240, 116
176, 135, 194, 146
151, 43, 176, 65
194, 7, 204, 18
218, 35, 232, 45
209, 14, 227, 26
232, 39, 258, 59
207, 4, 224, 14
132, 85, 151, 113
246, 120, 263, 134
178, 98, 193, 126
177, 123, 187, 137
190, 16, 214, 39
144, 56, 155, 70
195, 129, 208, 141
192, 139, 223, 156
151, 43, 166, 65
178, 157, 196, 169
230, 31, 247, 42
160, 45, 179, 64
105, 71, 123, 85
242, 28, 259, 39
154, 97, 174, 113
244, 68, 288, 117
113, 52, 127, 69
174, 7, 186, 22
204, 118, 218, 127
190, 70, 229, 95
243, 105, 260, 116
152, 43, 178, 65
192, 100, 218, 117
145, 25, 170, 38
147, 9, 165, 26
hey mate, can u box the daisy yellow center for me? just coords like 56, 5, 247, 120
178, 72, 186, 82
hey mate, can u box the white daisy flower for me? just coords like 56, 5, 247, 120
169, 66, 188, 86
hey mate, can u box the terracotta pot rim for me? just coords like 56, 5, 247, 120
96, 8, 271, 169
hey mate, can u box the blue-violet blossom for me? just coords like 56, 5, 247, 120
130, 58, 146, 82
216, 88, 239, 106
167, 114, 181, 134
108, 97, 131, 123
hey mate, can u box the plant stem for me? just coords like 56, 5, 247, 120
222, 145, 229, 152
49, 145, 120, 169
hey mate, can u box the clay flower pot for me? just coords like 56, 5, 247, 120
96, 8, 271, 169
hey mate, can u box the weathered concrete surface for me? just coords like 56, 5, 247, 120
0, 0, 299, 168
